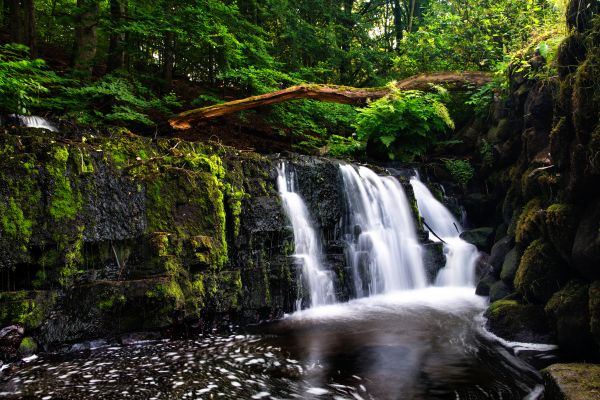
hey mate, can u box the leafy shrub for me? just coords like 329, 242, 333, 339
444, 159, 474, 187
353, 86, 454, 161
0, 44, 63, 114
56, 74, 181, 126
325, 135, 366, 158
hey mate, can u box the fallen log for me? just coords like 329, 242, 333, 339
170, 71, 493, 129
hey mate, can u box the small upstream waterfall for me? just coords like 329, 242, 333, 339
410, 177, 479, 286
10, 115, 58, 132
277, 162, 336, 309
340, 165, 427, 296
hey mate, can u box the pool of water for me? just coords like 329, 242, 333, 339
0, 288, 556, 399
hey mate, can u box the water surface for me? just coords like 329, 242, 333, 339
0, 288, 554, 399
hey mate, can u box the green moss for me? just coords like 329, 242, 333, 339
0, 197, 33, 243
514, 239, 569, 303
545, 203, 577, 259
47, 146, 82, 221
98, 294, 126, 311
545, 281, 591, 356
515, 198, 544, 246
19, 337, 38, 355
0, 291, 54, 329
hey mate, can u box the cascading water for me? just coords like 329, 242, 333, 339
277, 161, 336, 309
410, 176, 479, 286
340, 164, 427, 296
10, 115, 58, 132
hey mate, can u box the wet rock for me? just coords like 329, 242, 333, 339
488, 237, 513, 276
475, 252, 492, 281
459, 227, 494, 251
485, 300, 554, 343
422, 242, 445, 284
475, 272, 496, 297
542, 363, 600, 400
572, 201, 600, 280
489, 281, 512, 302
545, 280, 597, 359
0, 325, 24, 362
500, 247, 520, 284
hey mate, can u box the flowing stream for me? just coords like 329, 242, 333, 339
410, 177, 479, 287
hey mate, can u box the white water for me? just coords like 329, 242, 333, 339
410, 177, 479, 286
340, 165, 427, 297
13, 115, 58, 132
277, 162, 336, 309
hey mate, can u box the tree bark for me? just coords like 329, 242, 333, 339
163, 30, 175, 90
107, 0, 126, 72
74, 0, 99, 74
23, 0, 36, 57
8, 0, 23, 44
169, 71, 493, 129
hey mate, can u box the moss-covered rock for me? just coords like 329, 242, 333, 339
485, 299, 554, 343
545, 203, 578, 262
545, 280, 597, 359
18, 336, 37, 356
514, 239, 570, 304
542, 363, 600, 400
459, 227, 494, 251
515, 198, 545, 248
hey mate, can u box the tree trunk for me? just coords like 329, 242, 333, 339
8, 0, 23, 44
163, 30, 175, 90
74, 0, 99, 74
339, 0, 354, 84
107, 0, 126, 72
169, 72, 493, 129
391, 0, 405, 51
23, 0, 36, 57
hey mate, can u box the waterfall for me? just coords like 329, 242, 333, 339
410, 177, 479, 287
8, 115, 58, 132
277, 162, 336, 309
340, 165, 427, 297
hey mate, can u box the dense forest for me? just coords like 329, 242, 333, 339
2, 0, 566, 159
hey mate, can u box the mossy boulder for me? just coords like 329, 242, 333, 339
514, 239, 570, 304
545, 280, 597, 359
542, 363, 600, 400
485, 299, 554, 343
556, 33, 588, 78
545, 203, 578, 262
18, 336, 37, 356
573, 53, 600, 144
515, 198, 545, 248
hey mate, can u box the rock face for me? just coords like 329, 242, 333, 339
542, 363, 600, 400
0, 129, 298, 357
470, 0, 600, 360
0, 128, 445, 358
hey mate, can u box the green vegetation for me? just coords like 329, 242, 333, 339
354, 87, 454, 161
444, 159, 475, 188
